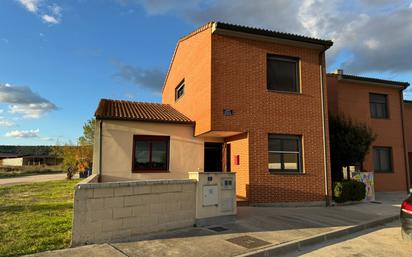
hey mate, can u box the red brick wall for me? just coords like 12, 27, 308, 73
327, 75, 408, 192
162, 25, 212, 136
212, 34, 330, 204
404, 103, 412, 185
404, 103, 412, 152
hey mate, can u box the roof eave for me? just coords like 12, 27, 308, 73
335, 74, 410, 90
213, 22, 333, 49
95, 116, 195, 125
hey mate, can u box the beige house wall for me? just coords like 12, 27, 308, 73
2, 157, 23, 166
95, 120, 204, 180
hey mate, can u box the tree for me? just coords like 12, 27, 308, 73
51, 119, 96, 179
329, 113, 376, 182
78, 118, 95, 146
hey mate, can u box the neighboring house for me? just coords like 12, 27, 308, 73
0, 154, 62, 166
94, 22, 334, 205
0, 153, 25, 166
327, 70, 410, 192
404, 100, 412, 185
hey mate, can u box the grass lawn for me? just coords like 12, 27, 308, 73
0, 179, 80, 257
0, 166, 64, 178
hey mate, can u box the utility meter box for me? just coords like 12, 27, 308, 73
203, 185, 218, 206
189, 171, 236, 226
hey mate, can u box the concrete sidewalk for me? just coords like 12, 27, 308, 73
26, 192, 407, 257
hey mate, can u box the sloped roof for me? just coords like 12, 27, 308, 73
213, 22, 333, 48
95, 99, 193, 124
328, 73, 410, 89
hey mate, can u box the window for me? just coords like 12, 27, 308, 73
373, 147, 392, 172
268, 135, 302, 172
175, 80, 185, 101
132, 135, 169, 172
370, 93, 388, 119
267, 55, 300, 92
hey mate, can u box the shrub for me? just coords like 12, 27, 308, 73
333, 180, 366, 203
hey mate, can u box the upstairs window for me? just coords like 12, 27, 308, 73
267, 55, 300, 93
268, 135, 302, 173
370, 93, 388, 119
132, 135, 169, 172
373, 147, 392, 172
175, 80, 185, 101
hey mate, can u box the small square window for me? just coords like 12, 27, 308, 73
370, 93, 388, 119
267, 55, 300, 93
175, 80, 185, 101
373, 147, 392, 172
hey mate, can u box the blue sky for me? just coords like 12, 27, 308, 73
1, 0, 412, 145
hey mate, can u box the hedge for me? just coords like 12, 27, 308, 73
333, 180, 366, 203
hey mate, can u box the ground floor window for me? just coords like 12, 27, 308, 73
373, 146, 392, 172
268, 134, 302, 173
132, 135, 169, 172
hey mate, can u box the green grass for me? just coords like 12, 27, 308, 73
0, 179, 80, 257
0, 166, 64, 178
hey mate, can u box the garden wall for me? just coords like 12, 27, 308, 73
71, 174, 196, 246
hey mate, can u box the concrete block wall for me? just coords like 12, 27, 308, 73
72, 175, 196, 246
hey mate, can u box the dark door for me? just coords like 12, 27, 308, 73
226, 144, 231, 172
204, 143, 223, 172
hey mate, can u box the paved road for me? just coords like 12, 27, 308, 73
285, 220, 412, 257
0, 173, 68, 186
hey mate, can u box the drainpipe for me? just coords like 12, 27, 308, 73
319, 47, 330, 206
400, 92, 411, 192
98, 119, 103, 182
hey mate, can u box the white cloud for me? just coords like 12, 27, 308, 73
364, 39, 380, 49
5, 129, 39, 138
41, 4, 62, 24
0, 83, 57, 118
0, 119, 15, 127
8, 103, 57, 118
18, 0, 39, 13
17, 1, 63, 25
42, 14, 59, 24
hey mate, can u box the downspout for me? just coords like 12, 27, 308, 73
98, 119, 103, 182
319, 47, 330, 206
400, 91, 410, 192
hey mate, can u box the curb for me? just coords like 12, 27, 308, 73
236, 215, 399, 257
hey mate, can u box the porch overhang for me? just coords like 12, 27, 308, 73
196, 130, 244, 139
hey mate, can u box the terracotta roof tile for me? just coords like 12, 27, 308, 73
95, 99, 193, 124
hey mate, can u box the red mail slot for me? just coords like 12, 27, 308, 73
234, 155, 240, 165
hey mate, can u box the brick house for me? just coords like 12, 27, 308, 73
161, 22, 333, 205
93, 21, 411, 205
327, 70, 410, 192
404, 100, 412, 185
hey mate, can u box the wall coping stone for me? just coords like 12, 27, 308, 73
76, 176, 197, 190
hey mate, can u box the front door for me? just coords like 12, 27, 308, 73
204, 143, 223, 172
